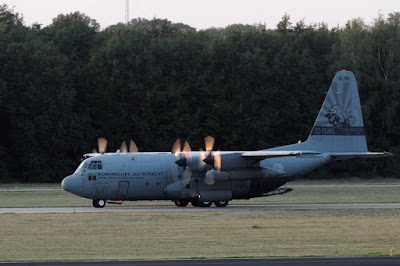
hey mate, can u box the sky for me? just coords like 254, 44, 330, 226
3, 0, 400, 30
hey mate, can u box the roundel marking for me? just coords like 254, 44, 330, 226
273, 163, 284, 172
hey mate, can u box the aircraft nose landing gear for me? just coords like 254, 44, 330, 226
93, 198, 106, 208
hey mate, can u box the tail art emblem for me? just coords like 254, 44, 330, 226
324, 105, 355, 128
311, 72, 365, 136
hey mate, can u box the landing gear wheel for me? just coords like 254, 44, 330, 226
174, 200, 189, 207
93, 198, 106, 208
200, 201, 212, 207
214, 201, 229, 207
191, 199, 212, 207
191, 199, 200, 207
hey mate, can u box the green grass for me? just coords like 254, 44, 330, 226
0, 209, 399, 261
0, 183, 60, 189
1, 179, 400, 261
291, 177, 400, 184
249, 186, 400, 204
0, 190, 91, 207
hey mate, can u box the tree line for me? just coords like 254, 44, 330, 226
0, 4, 399, 182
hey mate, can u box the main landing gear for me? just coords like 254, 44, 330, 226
93, 198, 106, 208
214, 200, 229, 207
174, 200, 189, 207
174, 199, 229, 208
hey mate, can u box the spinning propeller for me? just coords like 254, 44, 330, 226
90, 136, 221, 186
171, 136, 221, 186
202, 136, 221, 185
203, 136, 221, 171
92, 137, 108, 154
92, 138, 139, 154
171, 139, 192, 184
120, 139, 139, 153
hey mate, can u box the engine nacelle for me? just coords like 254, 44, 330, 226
164, 179, 198, 200
217, 153, 251, 171
177, 152, 257, 173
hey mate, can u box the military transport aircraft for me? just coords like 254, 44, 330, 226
62, 70, 391, 208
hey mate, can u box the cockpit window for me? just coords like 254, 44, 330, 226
88, 160, 103, 170
75, 161, 88, 174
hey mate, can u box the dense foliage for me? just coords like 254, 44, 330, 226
0, 5, 399, 182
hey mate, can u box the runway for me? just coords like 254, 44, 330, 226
1, 202, 400, 214
2, 257, 400, 266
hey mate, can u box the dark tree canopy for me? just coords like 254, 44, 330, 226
0, 7, 399, 182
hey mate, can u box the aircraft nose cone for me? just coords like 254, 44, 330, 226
62, 175, 83, 196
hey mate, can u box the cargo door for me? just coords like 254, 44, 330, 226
116, 181, 129, 200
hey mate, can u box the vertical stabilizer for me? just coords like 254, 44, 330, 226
306, 70, 367, 152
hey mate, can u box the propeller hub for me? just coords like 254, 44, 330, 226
175, 157, 187, 167
203, 155, 214, 166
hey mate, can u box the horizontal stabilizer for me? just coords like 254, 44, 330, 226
241, 150, 320, 160
329, 151, 393, 160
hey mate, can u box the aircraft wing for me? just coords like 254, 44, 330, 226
329, 152, 393, 160
241, 150, 321, 160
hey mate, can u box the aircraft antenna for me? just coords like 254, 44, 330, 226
125, 0, 130, 24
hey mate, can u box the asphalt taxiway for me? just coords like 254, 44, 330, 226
2, 257, 400, 266
1, 202, 400, 214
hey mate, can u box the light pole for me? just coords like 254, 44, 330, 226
125, 0, 130, 24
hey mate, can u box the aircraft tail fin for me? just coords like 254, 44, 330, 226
305, 70, 368, 152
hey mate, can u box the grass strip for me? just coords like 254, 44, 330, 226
0, 209, 399, 261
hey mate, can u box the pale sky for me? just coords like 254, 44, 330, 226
3, 0, 399, 29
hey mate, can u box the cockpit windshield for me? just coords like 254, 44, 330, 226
74, 160, 102, 174
88, 160, 103, 170
74, 161, 88, 174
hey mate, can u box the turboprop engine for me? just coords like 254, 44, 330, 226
169, 136, 289, 188
173, 137, 258, 172
174, 152, 252, 172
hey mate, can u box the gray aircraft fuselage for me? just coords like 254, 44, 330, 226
62, 151, 330, 202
